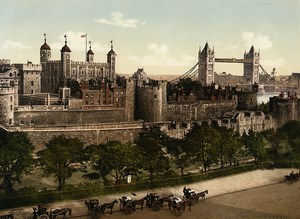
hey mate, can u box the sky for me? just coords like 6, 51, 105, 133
0, 0, 300, 76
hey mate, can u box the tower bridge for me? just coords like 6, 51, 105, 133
171, 42, 280, 91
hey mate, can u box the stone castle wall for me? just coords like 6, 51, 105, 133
9, 122, 143, 151
14, 108, 127, 127
164, 100, 237, 122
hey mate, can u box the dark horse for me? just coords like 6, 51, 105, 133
101, 199, 118, 215
132, 197, 146, 211
196, 190, 208, 201
50, 208, 72, 219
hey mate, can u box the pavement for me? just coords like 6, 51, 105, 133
0, 168, 295, 218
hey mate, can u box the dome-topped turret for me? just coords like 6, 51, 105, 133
107, 40, 116, 55
40, 33, 51, 50
61, 34, 71, 52
87, 49, 94, 55
40, 42, 51, 50
61, 44, 71, 52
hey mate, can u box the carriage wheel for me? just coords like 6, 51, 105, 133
38, 214, 50, 219
124, 204, 134, 215
152, 201, 161, 211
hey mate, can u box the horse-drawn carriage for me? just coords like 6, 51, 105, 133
33, 204, 72, 219
183, 186, 208, 204
167, 195, 186, 216
119, 196, 135, 215
84, 199, 102, 219
33, 205, 50, 219
144, 193, 164, 211
284, 170, 299, 182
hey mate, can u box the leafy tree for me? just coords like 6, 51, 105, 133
135, 125, 170, 182
261, 129, 289, 157
186, 123, 220, 173
37, 135, 86, 190
213, 126, 241, 168
0, 131, 34, 193
87, 141, 141, 184
278, 120, 300, 152
166, 137, 192, 176
242, 130, 266, 163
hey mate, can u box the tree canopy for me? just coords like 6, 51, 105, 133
0, 131, 34, 193
37, 135, 86, 190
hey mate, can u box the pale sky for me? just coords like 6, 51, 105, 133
0, 0, 300, 76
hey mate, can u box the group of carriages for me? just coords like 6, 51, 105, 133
284, 170, 300, 183
84, 186, 208, 218
0, 186, 208, 219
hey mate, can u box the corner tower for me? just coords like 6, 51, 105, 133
40, 33, 51, 64
198, 42, 214, 85
107, 40, 116, 82
244, 46, 260, 84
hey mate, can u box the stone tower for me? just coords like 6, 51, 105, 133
40, 33, 51, 64
86, 41, 94, 62
244, 46, 260, 84
61, 34, 71, 79
198, 42, 214, 85
107, 40, 116, 81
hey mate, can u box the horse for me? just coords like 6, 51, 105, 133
50, 208, 72, 219
101, 199, 118, 215
196, 190, 208, 201
132, 197, 146, 211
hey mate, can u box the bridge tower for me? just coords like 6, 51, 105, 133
244, 46, 260, 84
198, 43, 214, 85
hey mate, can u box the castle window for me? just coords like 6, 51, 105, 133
9, 73, 12, 77
31, 81, 34, 86
116, 91, 119, 95
72, 70, 75, 74
31, 90, 34, 94
10, 105, 12, 111
10, 96, 12, 102
91, 94, 94, 98
154, 94, 157, 98
97, 100, 100, 105
116, 98, 119, 102
9, 119, 12, 125
239, 96, 243, 101
85, 94, 89, 98
90, 101, 94, 105
20, 120, 24, 125
120, 91, 124, 95
30, 120, 35, 125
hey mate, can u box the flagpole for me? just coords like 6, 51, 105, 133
85, 34, 87, 61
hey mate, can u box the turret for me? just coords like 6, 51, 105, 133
40, 33, 51, 64
107, 40, 116, 81
244, 45, 260, 84
61, 34, 71, 79
86, 41, 94, 62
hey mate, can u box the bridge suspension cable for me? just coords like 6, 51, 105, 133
170, 62, 198, 83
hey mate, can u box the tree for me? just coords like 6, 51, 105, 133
261, 129, 289, 157
37, 135, 86, 190
87, 141, 141, 184
278, 120, 300, 152
242, 130, 266, 163
213, 126, 241, 168
166, 137, 192, 176
136, 125, 170, 182
0, 131, 34, 193
186, 123, 220, 173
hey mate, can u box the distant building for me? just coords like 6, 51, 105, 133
40, 34, 116, 93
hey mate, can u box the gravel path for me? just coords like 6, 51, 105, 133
1, 168, 299, 218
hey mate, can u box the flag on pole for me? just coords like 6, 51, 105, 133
81, 34, 87, 38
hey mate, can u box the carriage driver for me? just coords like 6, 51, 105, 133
169, 195, 182, 206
